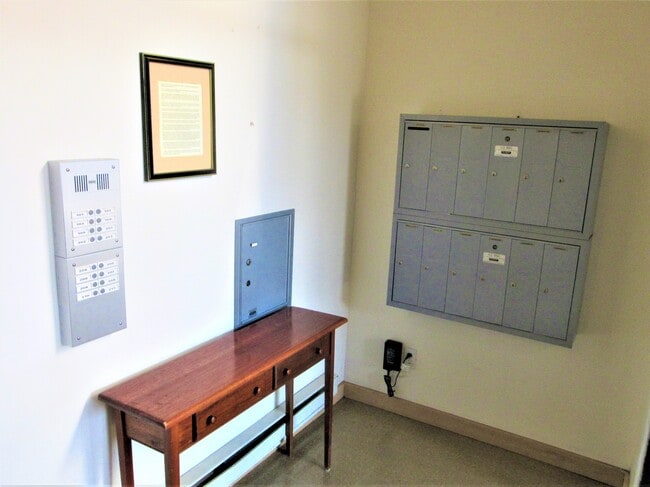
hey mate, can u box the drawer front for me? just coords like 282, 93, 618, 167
195, 368, 273, 441
274, 335, 330, 388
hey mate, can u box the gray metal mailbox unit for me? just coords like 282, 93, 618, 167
387, 115, 608, 346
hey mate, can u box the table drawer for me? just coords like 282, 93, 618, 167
194, 368, 273, 441
274, 334, 330, 388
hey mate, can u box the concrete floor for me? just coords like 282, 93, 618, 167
238, 398, 605, 486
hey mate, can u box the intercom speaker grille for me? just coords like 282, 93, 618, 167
96, 173, 110, 190
74, 175, 88, 193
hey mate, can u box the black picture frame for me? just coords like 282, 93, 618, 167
140, 53, 216, 180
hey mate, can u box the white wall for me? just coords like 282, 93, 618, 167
0, 1, 368, 484
346, 2, 650, 485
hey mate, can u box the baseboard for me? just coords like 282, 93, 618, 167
343, 382, 628, 487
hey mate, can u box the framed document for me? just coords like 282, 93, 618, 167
140, 53, 216, 180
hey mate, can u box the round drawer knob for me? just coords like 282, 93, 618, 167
253, 386, 260, 395
316, 347, 324, 356
283, 368, 292, 376
207, 415, 217, 425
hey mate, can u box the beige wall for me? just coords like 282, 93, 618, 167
348, 2, 650, 483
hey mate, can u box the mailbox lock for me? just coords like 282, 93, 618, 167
491, 171, 497, 177
558, 177, 565, 183
460, 168, 467, 174
432, 165, 438, 171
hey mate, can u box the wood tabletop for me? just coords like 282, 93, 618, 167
98, 307, 347, 428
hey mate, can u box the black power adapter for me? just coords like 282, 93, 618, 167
383, 339, 403, 371
383, 340, 403, 397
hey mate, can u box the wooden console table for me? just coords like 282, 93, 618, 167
98, 307, 347, 486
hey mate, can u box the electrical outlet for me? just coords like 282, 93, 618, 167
404, 347, 417, 368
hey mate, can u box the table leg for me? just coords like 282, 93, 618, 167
324, 331, 335, 470
112, 408, 134, 486
283, 378, 295, 456
163, 427, 181, 486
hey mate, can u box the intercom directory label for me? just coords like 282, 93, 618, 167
73, 255, 121, 301
49, 159, 126, 346
70, 207, 118, 249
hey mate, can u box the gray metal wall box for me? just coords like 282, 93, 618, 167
234, 209, 295, 329
387, 115, 608, 347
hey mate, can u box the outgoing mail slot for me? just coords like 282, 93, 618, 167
194, 368, 273, 441
274, 335, 330, 388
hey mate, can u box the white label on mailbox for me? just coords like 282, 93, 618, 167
483, 252, 506, 265
494, 145, 519, 158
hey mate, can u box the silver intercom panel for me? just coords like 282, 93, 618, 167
49, 159, 126, 346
